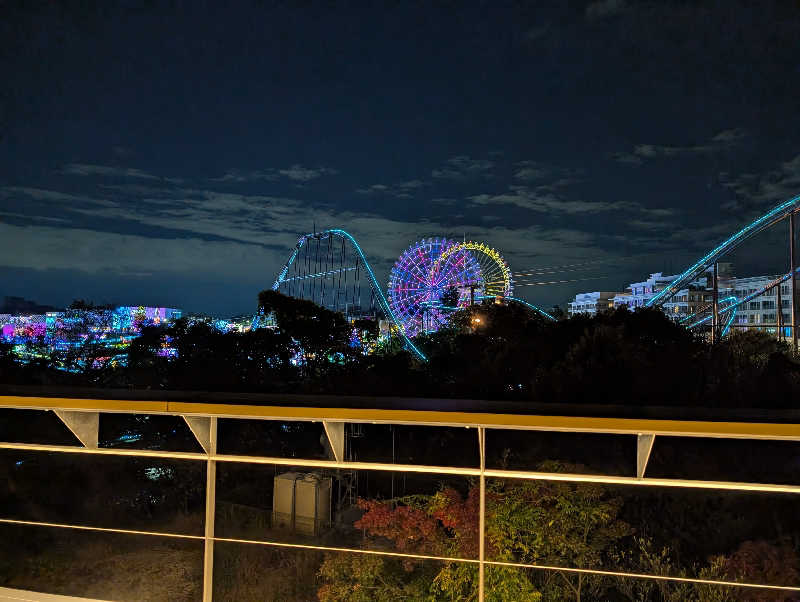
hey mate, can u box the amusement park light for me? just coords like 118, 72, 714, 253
647, 194, 800, 306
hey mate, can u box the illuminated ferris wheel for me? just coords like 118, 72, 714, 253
387, 238, 482, 337
432, 241, 513, 300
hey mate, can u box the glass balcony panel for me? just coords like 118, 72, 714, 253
218, 418, 330, 459
0, 449, 205, 534
213, 541, 471, 601
0, 522, 202, 601
99, 412, 203, 452
647, 436, 800, 485
483, 564, 778, 602
0, 408, 81, 445
215, 462, 478, 559
485, 476, 799, 587
486, 429, 636, 476
347, 423, 480, 467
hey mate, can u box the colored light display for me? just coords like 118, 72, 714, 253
0, 306, 183, 368
270, 229, 428, 361
648, 194, 800, 307
432, 241, 514, 300
478, 295, 556, 321
388, 238, 482, 337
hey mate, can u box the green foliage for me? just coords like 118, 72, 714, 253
488, 461, 631, 601
319, 462, 635, 601
258, 289, 354, 373
317, 553, 433, 601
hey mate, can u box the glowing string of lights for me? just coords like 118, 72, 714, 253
681, 269, 800, 335
477, 295, 556, 321
431, 241, 513, 298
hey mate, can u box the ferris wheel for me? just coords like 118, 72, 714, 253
387, 238, 482, 337
432, 241, 513, 300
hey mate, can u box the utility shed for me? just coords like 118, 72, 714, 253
272, 472, 302, 530
294, 473, 332, 536
273, 472, 332, 536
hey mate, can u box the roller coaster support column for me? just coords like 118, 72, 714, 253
791, 212, 798, 353
778, 275, 784, 342
712, 262, 719, 343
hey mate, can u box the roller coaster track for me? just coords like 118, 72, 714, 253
478, 295, 556, 321
271, 229, 428, 361
647, 195, 800, 307
685, 269, 800, 332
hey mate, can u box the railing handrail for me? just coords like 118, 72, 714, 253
1, 394, 799, 441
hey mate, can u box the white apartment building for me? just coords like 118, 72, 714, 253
568, 264, 798, 337
611, 272, 679, 310
567, 292, 623, 317
730, 275, 797, 332
568, 264, 741, 323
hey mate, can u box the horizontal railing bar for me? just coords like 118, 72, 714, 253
1, 396, 800, 440
212, 453, 481, 475
0, 442, 208, 461
483, 559, 800, 592
2, 517, 793, 593
484, 469, 800, 494
0, 517, 204, 540
212, 536, 478, 563
1, 442, 799, 492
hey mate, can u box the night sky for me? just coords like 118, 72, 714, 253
3, 1, 800, 316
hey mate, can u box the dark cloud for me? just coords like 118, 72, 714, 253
585, 0, 627, 20
720, 154, 800, 211
212, 165, 338, 184
432, 156, 494, 180
613, 129, 747, 165
356, 179, 429, 198
61, 163, 160, 180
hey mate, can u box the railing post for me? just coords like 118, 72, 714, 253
778, 279, 784, 341
203, 417, 217, 602
478, 426, 485, 602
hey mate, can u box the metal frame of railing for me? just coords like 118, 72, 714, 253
1, 395, 799, 601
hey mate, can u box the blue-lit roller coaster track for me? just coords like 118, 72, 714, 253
265, 194, 799, 361
268, 229, 427, 361
648, 195, 800, 303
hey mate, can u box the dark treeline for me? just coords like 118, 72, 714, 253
2, 289, 799, 408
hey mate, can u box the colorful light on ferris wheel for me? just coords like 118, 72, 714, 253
387, 238, 482, 337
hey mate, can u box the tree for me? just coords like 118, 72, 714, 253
317, 462, 630, 601
0, 340, 19, 382
721, 540, 800, 600
317, 553, 433, 602
258, 290, 354, 377
487, 462, 631, 601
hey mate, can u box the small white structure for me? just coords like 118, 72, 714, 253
273, 472, 332, 536
567, 292, 623, 317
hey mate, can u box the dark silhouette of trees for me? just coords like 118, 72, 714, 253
1, 292, 799, 408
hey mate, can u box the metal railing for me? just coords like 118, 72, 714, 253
1, 393, 799, 601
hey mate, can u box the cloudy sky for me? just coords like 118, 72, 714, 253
2, 1, 800, 315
